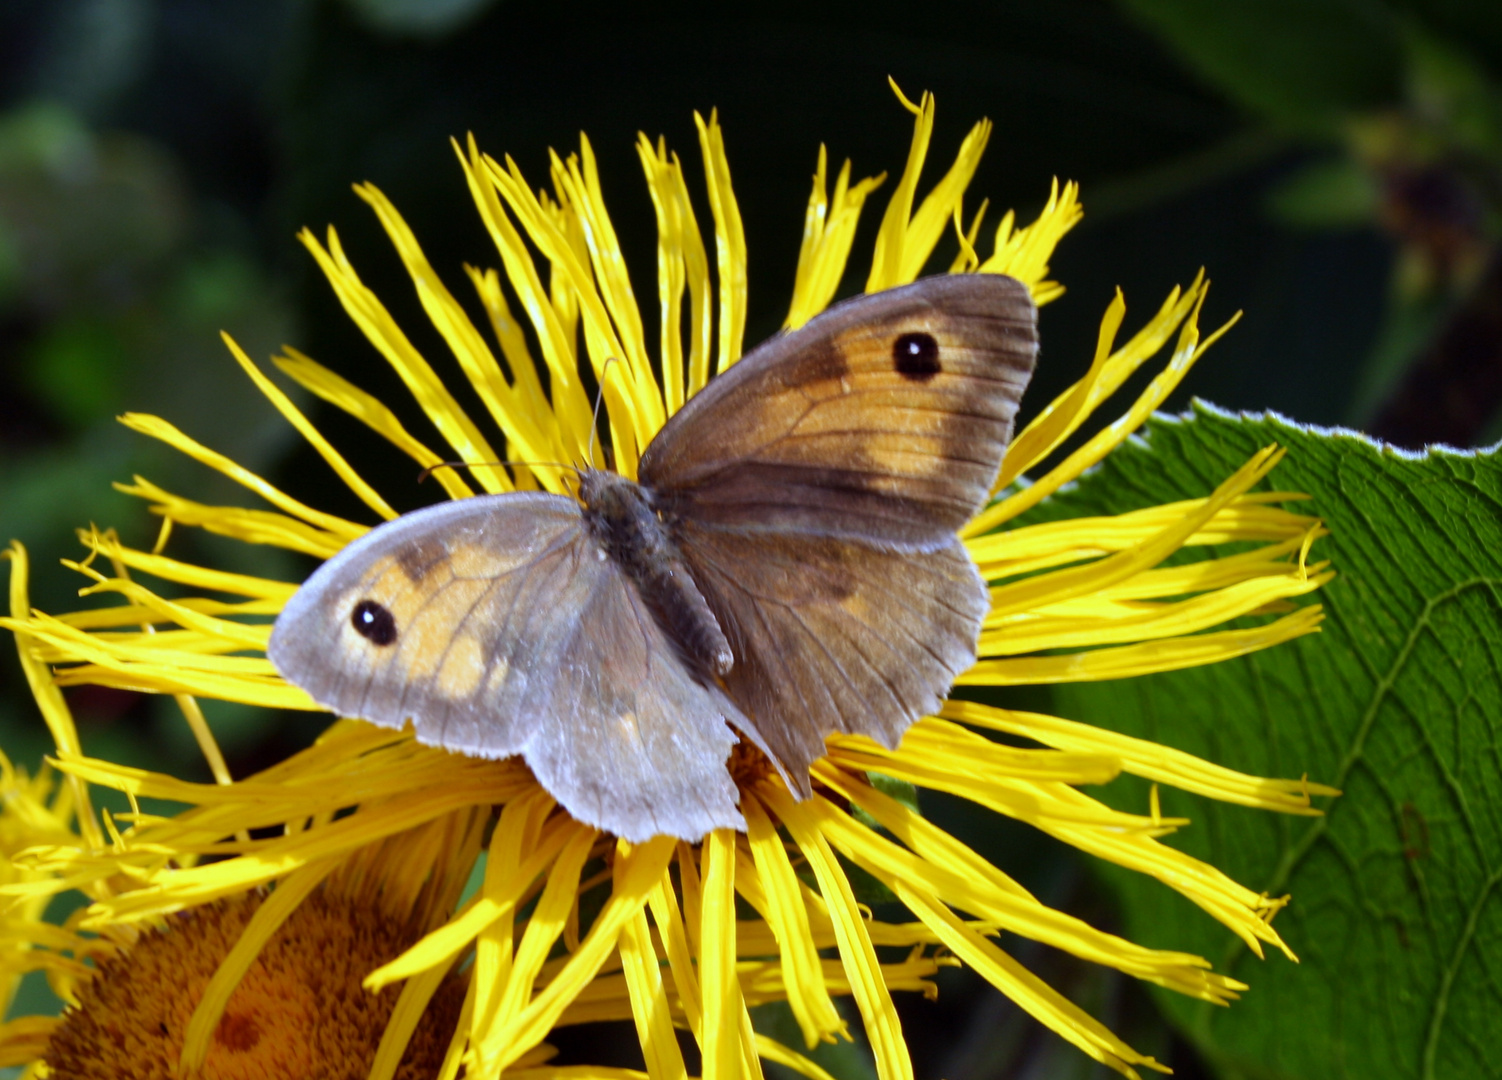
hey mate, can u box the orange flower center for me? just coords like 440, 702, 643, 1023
44, 890, 462, 1079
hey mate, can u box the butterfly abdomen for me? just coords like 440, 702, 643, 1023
579, 469, 735, 679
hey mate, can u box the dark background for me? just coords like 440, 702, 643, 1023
2, 1, 1500, 1077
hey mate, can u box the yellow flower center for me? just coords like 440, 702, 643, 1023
43, 890, 463, 1079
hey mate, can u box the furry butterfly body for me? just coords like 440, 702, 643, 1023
268, 273, 1037, 841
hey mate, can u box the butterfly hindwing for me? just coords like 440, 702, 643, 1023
516, 557, 748, 840
267, 494, 746, 841
673, 521, 989, 790
640, 274, 1037, 547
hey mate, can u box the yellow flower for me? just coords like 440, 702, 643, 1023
2, 83, 1337, 1079
0, 667, 467, 1079
0, 746, 102, 1071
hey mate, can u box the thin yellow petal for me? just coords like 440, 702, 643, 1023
114, 477, 353, 558
754, 1034, 845, 1080
475, 836, 672, 1074
995, 285, 1130, 491
70, 767, 529, 923
472, 824, 595, 1043
4, 544, 100, 847
979, 178, 1083, 300
5, 611, 312, 711
743, 793, 846, 1048
619, 895, 689, 1080
72, 528, 283, 603
457, 137, 594, 461
695, 111, 748, 374
761, 784, 913, 1080
275, 346, 474, 501
554, 138, 664, 428
353, 183, 565, 485
829, 723, 1120, 787
700, 828, 741, 1080
636, 134, 692, 416
968, 492, 1318, 577
896, 117, 990, 284
0, 1016, 58, 1069
987, 446, 1283, 615
483, 152, 651, 474
646, 867, 703, 1043
471, 792, 558, 1023
365, 796, 565, 990
961, 603, 1325, 684
786, 147, 885, 329
866, 81, 932, 293
117, 413, 365, 541
736, 955, 944, 1010
812, 764, 1242, 1004
462, 265, 553, 445
981, 569, 1333, 656
670, 146, 714, 400
23, 613, 266, 669
1036, 810, 1293, 960
65, 568, 269, 651
946, 197, 988, 274
220, 333, 397, 521
507, 1070, 649, 1080
818, 739, 1178, 834
299, 224, 508, 491
942, 701, 1339, 814
1062, 530, 1323, 601
894, 880, 1167, 1078
368, 953, 462, 1080
972, 287, 1239, 532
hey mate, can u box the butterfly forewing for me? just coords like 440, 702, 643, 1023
640, 274, 1037, 547
267, 494, 746, 840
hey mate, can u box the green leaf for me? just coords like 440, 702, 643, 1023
1404, 32, 1502, 160
1030, 404, 1502, 1080
1115, 0, 1403, 133
1264, 157, 1381, 229
22, 317, 129, 429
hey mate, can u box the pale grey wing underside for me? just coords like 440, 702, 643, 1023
267, 493, 747, 841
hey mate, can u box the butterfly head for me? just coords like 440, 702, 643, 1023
578, 470, 666, 567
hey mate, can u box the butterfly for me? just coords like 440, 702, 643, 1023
268, 273, 1037, 842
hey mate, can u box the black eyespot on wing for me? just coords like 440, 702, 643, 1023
893, 331, 940, 381
351, 599, 397, 646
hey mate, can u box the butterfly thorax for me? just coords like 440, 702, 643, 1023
578, 469, 735, 677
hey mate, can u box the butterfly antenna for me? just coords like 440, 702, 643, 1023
417, 460, 578, 485
585, 356, 623, 471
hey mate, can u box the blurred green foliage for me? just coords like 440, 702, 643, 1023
1121, 0, 1502, 446
3, 1, 1502, 1078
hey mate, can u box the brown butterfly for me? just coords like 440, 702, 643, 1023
268, 273, 1037, 842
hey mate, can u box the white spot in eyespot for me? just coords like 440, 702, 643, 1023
596, 549, 607, 561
